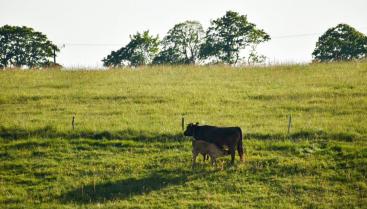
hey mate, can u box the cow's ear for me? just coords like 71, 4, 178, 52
195, 122, 199, 125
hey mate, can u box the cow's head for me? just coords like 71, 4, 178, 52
183, 122, 199, 136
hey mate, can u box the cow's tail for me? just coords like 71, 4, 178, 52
237, 127, 244, 162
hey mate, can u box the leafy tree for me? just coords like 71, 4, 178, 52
153, 21, 205, 65
102, 31, 159, 67
200, 11, 270, 65
152, 48, 184, 65
0, 25, 59, 68
102, 47, 129, 67
312, 24, 367, 62
247, 45, 266, 65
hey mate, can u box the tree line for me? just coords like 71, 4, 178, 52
1, 11, 366, 68
102, 11, 270, 67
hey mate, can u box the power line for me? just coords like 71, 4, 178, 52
58, 27, 367, 47
273, 27, 367, 39
62, 43, 123, 46
272, 32, 320, 39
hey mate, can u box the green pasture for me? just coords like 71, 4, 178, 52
1, 62, 366, 208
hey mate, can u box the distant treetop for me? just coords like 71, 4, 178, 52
102, 31, 159, 67
153, 21, 205, 65
200, 11, 270, 65
312, 24, 367, 62
0, 25, 59, 68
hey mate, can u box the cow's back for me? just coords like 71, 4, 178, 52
195, 126, 241, 146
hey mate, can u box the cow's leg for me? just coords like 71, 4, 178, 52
237, 139, 244, 162
192, 151, 198, 168
230, 145, 236, 164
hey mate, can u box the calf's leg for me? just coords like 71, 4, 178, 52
210, 155, 217, 166
202, 153, 208, 162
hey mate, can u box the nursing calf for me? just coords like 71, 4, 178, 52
192, 140, 225, 167
184, 123, 244, 164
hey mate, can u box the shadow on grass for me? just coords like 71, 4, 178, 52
246, 130, 358, 141
0, 125, 360, 141
60, 168, 195, 203
0, 126, 184, 141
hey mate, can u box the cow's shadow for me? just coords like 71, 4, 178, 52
60, 168, 200, 203
1, 125, 358, 142
0, 125, 185, 141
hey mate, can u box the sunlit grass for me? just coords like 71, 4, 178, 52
1, 61, 366, 208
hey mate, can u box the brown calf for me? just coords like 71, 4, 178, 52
192, 140, 225, 167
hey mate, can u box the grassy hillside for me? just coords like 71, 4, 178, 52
1, 62, 366, 208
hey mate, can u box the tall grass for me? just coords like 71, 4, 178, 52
1, 61, 366, 208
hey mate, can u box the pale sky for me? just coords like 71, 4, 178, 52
1, 0, 366, 67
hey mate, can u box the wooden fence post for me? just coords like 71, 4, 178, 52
287, 115, 292, 135
72, 116, 75, 130
181, 117, 185, 131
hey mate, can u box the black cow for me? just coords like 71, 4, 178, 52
184, 123, 244, 164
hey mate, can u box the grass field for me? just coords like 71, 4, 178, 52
1, 62, 367, 208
